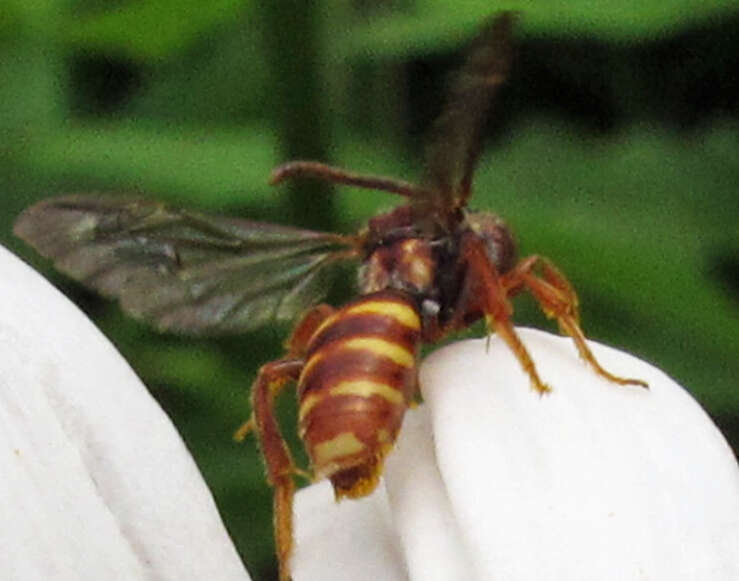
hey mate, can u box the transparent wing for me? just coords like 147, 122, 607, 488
423, 12, 515, 216
14, 195, 359, 335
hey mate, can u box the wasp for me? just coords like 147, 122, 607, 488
14, 13, 647, 581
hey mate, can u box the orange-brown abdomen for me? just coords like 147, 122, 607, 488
297, 290, 421, 498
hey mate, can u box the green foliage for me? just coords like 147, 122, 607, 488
66, 0, 251, 60
344, 0, 739, 57
19, 122, 278, 207
128, 25, 269, 122
0, 2, 22, 42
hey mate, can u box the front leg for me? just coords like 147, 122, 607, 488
503, 256, 648, 388
452, 234, 552, 394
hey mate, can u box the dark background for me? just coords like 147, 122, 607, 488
2, 2, 737, 579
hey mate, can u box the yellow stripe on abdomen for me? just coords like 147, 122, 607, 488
312, 432, 366, 469
299, 335, 415, 385
344, 300, 421, 330
299, 378, 405, 423
340, 337, 414, 367
329, 379, 405, 404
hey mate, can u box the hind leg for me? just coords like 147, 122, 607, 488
241, 305, 337, 581
249, 359, 304, 581
234, 304, 337, 443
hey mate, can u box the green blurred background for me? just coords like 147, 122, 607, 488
2, 1, 737, 579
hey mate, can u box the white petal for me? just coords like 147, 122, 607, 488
293, 481, 406, 580
294, 330, 739, 580
0, 245, 250, 581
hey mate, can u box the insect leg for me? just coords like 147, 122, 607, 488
455, 235, 552, 394
235, 304, 337, 441
504, 256, 648, 388
284, 303, 336, 356
250, 358, 304, 581
242, 304, 337, 581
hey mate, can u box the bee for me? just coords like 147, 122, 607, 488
14, 13, 646, 581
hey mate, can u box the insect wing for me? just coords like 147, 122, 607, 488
423, 12, 515, 215
14, 195, 358, 334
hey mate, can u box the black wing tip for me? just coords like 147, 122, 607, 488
484, 11, 519, 32
468, 11, 517, 71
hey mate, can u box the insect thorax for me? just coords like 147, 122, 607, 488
357, 206, 517, 330
358, 206, 438, 300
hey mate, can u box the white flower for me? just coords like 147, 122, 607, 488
293, 334, 739, 580
0, 245, 250, 581
3, 244, 738, 581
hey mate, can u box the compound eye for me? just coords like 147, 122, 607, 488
467, 212, 517, 274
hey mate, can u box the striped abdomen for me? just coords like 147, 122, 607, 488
297, 290, 421, 499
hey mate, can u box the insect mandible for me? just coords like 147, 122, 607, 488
13, 13, 648, 581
